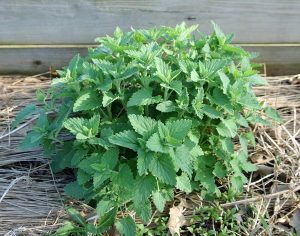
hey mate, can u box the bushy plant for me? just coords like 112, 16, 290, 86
14, 22, 281, 235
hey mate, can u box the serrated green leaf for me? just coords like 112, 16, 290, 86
127, 88, 160, 107
134, 175, 156, 204
247, 114, 272, 126
216, 119, 237, 138
115, 216, 136, 236
63, 115, 100, 139
51, 221, 77, 235
146, 132, 168, 153
112, 164, 134, 188
202, 105, 222, 119
71, 149, 87, 167
236, 113, 249, 128
249, 74, 268, 86
156, 101, 176, 112
173, 144, 193, 177
101, 127, 114, 139
86, 224, 97, 234
192, 87, 205, 118
195, 86, 204, 101
35, 110, 49, 130
239, 134, 248, 154
210, 88, 234, 113
241, 57, 251, 72
176, 173, 192, 193
64, 181, 86, 199
79, 154, 100, 173
265, 107, 282, 123
109, 130, 138, 151
241, 161, 257, 172
137, 149, 153, 176
97, 208, 117, 233
158, 121, 170, 140
12, 104, 38, 128
238, 152, 257, 172
178, 60, 189, 74
96, 200, 114, 217
231, 175, 244, 192
176, 87, 189, 110
73, 91, 100, 112
19, 130, 42, 150
213, 162, 227, 178
190, 145, 204, 158
121, 66, 139, 80
69, 54, 82, 78
102, 92, 118, 107
152, 191, 166, 212
133, 199, 152, 223
218, 71, 230, 94
191, 69, 200, 82
230, 158, 242, 174
220, 137, 234, 154
149, 155, 176, 185
66, 207, 86, 226
245, 131, 256, 147
77, 169, 91, 185
128, 114, 157, 136
238, 94, 261, 110
223, 44, 248, 56
195, 161, 217, 194
88, 137, 110, 148
212, 21, 226, 45
101, 147, 119, 169
155, 57, 172, 83
161, 80, 182, 95
93, 169, 111, 188
166, 119, 192, 140
89, 114, 100, 134
199, 59, 227, 80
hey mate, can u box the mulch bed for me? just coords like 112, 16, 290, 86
0, 74, 299, 235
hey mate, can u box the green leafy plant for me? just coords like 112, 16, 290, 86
185, 205, 247, 236
14, 22, 282, 235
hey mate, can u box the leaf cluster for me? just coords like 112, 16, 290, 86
14, 22, 282, 235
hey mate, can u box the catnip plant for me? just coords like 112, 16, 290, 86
13, 22, 282, 235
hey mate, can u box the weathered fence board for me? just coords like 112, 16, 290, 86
0, 47, 87, 74
0, 0, 299, 75
0, 0, 300, 44
0, 45, 299, 75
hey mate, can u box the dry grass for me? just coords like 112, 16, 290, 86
0, 74, 299, 235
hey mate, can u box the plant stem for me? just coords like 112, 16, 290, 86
107, 105, 113, 120
164, 87, 169, 101
178, 110, 185, 118
156, 178, 160, 192
99, 108, 109, 119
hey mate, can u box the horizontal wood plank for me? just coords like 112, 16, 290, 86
0, 45, 299, 76
0, 47, 87, 74
0, 0, 300, 44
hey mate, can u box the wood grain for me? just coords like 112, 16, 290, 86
0, 0, 299, 44
0, 47, 87, 74
0, 45, 299, 75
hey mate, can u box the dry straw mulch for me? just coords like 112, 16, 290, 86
0, 74, 299, 235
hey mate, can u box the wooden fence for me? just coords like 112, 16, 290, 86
0, 0, 299, 75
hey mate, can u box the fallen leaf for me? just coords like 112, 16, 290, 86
167, 200, 187, 235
